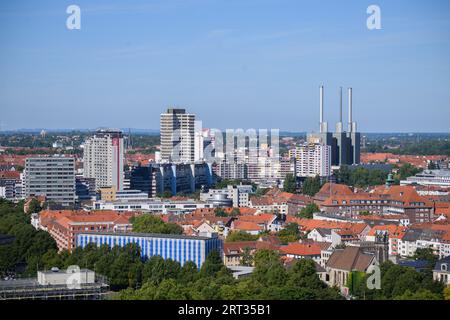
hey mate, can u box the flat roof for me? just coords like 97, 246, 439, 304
0, 278, 39, 289
38, 268, 93, 275
77, 231, 217, 241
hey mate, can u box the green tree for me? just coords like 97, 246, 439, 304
397, 163, 422, 181
302, 176, 322, 196
335, 165, 351, 185
200, 250, 225, 278
26, 198, 42, 214
297, 203, 320, 219
226, 231, 259, 242
412, 248, 438, 268
240, 247, 254, 266
395, 289, 441, 300
277, 223, 301, 244
230, 208, 241, 217
130, 215, 183, 234
283, 174, 296, 193
214, 208, 227, 217
254, 188, 269, 197
444, 284, 450, 300
252, 249, 287, 287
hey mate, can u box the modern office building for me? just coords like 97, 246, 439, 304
160, 108, 195, 163
307, 86, 360, 166
200, 184, 254, 207
83, 129, 124, 190
289, 143, 331, 177
93, 197, 216, 214
23, 156, 75, 206
75, 176, 96, 201
129, 165, 153, 196
76, 232, 223, 268
129, 162, 214, 197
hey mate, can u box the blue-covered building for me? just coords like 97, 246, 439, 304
76, 232, 223, 268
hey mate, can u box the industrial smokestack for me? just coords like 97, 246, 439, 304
348, 87, 353, 132
319, 85, 328, 133
336, 87, 343, 133
340, 87, 343, 123
320, 85, 324, 125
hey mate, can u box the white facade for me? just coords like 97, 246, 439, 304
37, 269, 95, 286
93, 198, 215, 214
160, 108, 195, 163
401, 169, 450, 187
289, 143, 331, 177
83, 129, 124, 190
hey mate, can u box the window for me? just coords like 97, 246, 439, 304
442, 263, 448, 272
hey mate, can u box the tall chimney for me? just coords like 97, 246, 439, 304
348, 87, 353, 132
340, 87, 343, 123
336, 87, 343, 133
320, 85, 324, 125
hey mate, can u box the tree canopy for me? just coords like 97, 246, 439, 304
226, 231, 259, 242
301, 176, 322, 196
130, 215, 183, 235
283, 174, 296, 193
297, 203, 320, 219
335, 165, 388, 188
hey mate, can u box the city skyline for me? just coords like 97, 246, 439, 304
1, 0, 450, 132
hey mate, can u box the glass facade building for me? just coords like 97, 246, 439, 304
76, 232, 222, 268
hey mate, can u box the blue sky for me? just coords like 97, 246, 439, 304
0, 0, 449, 132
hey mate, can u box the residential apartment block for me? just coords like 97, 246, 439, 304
83, 129, 124, 190
160, 108, 195, 163
289, 143, 331, 177
24, 156, 75, 206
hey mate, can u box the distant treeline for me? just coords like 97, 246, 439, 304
0, 132, 160, 152
363, 140, 450, 156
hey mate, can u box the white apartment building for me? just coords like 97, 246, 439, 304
289, 143, 331, 177
83, 129, 124, 190
24, 156, 75, 206
160, 108, 195, 163
93, 198, 215, 214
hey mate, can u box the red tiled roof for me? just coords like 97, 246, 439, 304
285, 216, 368, 234
367, 225, 407, 239
238, 213, 276, 225
0, 171, 21, 180
232, 221, 264, 232
280, 242, 322, 256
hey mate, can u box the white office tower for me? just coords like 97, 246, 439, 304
160, 108, 195, 163
24, 156, 75, 206
83, 129, 124, 190
289, 143, 331, 178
